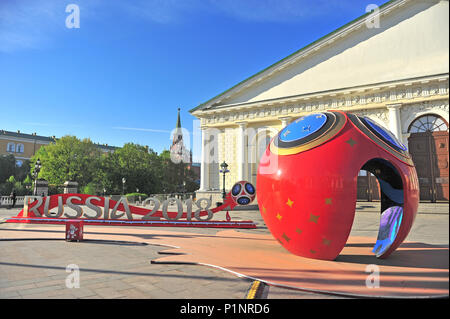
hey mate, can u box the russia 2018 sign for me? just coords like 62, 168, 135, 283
7, 181, 257, 229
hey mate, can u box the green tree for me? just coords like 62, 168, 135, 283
158, 150, 199, 194
15, 160, 30, 182
30, 135, 102, 188
0, 154, 15, 184
23, 175, 32, 186
80, 182, 97, 195
95, 143, 162, 195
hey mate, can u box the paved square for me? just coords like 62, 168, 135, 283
0, 202, 448, 299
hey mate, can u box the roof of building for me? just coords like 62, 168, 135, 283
189, 0, 397, 113
1, 129, 119, 151
0, 129, 56, 142
95, 143, 120, 151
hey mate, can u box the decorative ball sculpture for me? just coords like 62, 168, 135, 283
256, 110, 419, 261
231, 181, 256, 205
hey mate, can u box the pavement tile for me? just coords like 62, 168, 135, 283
69, 287, 98, 298
0, 290, 21, 298
83, 281, 110, 290
128, 280, 159, 292
0, 283, 36, 293
105, 279, 135, 291
93, 287, 125, 299
18, 285, 65, 296
114, 288, 154, 299
34, 278, 66, 288
0, 278, 37, 288
37, 292, 75, 299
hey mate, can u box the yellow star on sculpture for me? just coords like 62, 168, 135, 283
283, 130, 291, 137
346, 138, 357, 147
309, 213, 320, 224
261, 205, 267, 214
286, 198, 294, 208
282, 233, 291, 243
325, 198, 332, 205
276, 213, 283, 221
322, 238, 331, 246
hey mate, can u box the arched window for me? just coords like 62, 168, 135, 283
408, 114, 449, 133
16, 143, 24, 153
7, 142, 15, 152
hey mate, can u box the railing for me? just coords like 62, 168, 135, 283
0, 196, 25, 207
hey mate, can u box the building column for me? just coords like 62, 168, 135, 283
387, 103, 403, 141
236, 122, 247, 181
279, 116, 292, 129
199, 127, 210, 191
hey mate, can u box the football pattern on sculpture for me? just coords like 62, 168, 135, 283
231, 181, 256, 205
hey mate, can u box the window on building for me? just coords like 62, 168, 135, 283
7, 142, 15, 152
16, 143, 24, 153
408, 115, 449, 133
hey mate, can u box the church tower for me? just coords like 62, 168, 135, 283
170, 108, 190, 164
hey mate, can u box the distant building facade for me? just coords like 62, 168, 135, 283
0, 129, 118, 167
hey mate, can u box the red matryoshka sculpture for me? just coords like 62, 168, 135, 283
256, 110, 419, 261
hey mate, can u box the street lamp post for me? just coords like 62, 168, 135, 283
122, 177, 126, 195
219, 161, 230, 200
33, 158, 42, 196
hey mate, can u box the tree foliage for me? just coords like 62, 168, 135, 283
30, 136, 102, 187
94, 143, 162, 195
19, 136, 200, 196
0, 154, 16, 183
0, 155, 33, 196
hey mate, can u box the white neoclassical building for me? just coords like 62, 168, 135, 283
190, 0, 449, 203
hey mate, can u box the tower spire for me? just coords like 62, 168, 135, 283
176, 108, 181, 129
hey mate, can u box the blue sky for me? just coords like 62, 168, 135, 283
0, 0, 385, 160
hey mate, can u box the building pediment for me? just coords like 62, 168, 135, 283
191, 0, 448, 115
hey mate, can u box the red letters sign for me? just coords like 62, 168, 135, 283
7, 193, 256, 229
